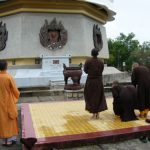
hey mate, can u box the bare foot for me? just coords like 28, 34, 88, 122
2, 141, 16, 146
96, 113, 100, 119
91, 113, 96, 119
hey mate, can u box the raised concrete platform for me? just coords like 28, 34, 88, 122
21, 98, 150, 150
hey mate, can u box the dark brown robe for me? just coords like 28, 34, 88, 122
131, 66, 150, 111
112, 85, 137, 122
84, 57, 107, 113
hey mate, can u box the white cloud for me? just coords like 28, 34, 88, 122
105, 0, 150, 43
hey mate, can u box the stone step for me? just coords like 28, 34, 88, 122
20, 87, 112, 97
19, 81, 131, 97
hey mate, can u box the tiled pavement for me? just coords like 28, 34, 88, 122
1, 93, 150, 150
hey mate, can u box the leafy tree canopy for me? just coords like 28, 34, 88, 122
107, 33, 150, 71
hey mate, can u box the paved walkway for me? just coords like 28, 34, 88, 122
1, 93, 150, 150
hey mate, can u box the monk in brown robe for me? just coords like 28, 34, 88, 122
0, 60, 20, 146
131, 62, 150, 118
84, 48, 107, 119
112, 80, 137, 122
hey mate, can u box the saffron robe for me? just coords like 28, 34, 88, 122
0, 71, 20, 138
84, 57, 107, 113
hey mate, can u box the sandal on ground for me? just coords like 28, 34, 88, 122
145, 118, 150, 123
147, 137, 150, 142
2, 140, 16, 147
139, 136, 148, 143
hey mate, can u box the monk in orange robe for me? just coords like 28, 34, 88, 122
0, 60, 20, 146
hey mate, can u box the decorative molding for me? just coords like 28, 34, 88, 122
0, 0, 108, 24
0, 21, 8, 51
93, 24, 103, 51
39, 18, 67, 50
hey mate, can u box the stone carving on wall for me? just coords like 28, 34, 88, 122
93, 24, 103, 51
39, 18, 68, 50
0, 21, 8, 51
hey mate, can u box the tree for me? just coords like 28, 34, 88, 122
138, 41, 150, 68
107, 33, 140, 71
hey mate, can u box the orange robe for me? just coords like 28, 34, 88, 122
0, 71, 20, 138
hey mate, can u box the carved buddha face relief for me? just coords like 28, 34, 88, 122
48, 30, 60, 44
39, 18, 67, 50
0, 21, 8, 51
93, 24, 103, 51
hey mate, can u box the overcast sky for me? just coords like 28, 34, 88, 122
105, 0, 150, 44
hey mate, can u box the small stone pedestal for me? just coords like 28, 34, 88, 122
64, 88, 84, 100
63, 63, 83, 100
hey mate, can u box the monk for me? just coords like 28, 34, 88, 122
131, 62, 150, 118
84, 48, 107, 119
112, 80, 137, 122
0, 60, 20, 146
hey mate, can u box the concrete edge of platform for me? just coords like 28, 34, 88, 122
24, 129, 150, 149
